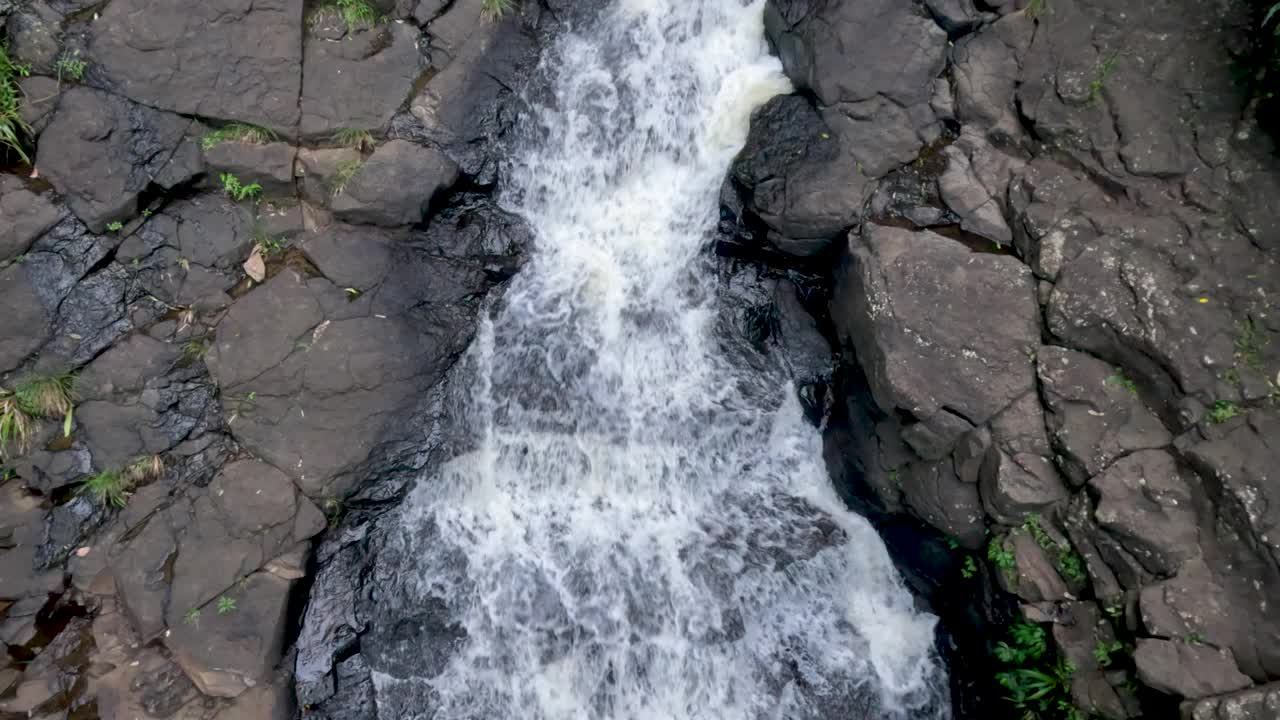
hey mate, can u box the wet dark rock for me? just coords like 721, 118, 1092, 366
0, 175, 61, 262
831, 224, 1040, 460
900, 457, 985, 547
331, 140, 460, 227
765, 0, 946, 178
301, 23, 421, 138
204, 141, 297, 198
36, 87, 201, 232
1049, 602, 1133, 719
89, 0, 304, 134
1134, 639, 1251, 700
731, 95, 864, 253
403, 7, 539, 178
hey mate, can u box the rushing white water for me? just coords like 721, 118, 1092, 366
378, 0, 949, 717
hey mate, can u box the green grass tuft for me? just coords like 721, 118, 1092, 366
330, 159, 364, 197
217, 595, 237, 614
1, 42, 33, 165
80, 455, 165, 508
0, 374, 76, 458
202, 123, 278, 151
331, 127, 374, 151
481, 0, 517, 20
54, 50, 87, 83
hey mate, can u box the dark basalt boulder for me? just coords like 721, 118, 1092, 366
1133, 639, 1251, 701
89, 0, 304, 134
0, 176, 60, 263
331, 140, 460, 227
300, 22, 422, 139
831, 224, 1040, 459
36, 87, 202, 233
730, 95, 865, 255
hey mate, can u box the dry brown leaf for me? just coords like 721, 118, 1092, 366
243, 246, 266, 282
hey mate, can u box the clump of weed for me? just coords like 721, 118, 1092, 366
1208, 400, 1241, 424
1089, 53, 1120, 102
1023, 514, 1089, 585
1235, 317, 1269, 370
54, 50, 87, 83
481, 0, 517, 21
1105, 373, 1138, 394
330, 159, 364, 197
987, 535, 1017, 578
0, 374, 76, 458
80, 455, 165, 508
1, 42, 33, 164
993, 622, 1082, 719
331, 127, 374, 151
221, 173, 263, 202
81, 469, 129, 507
106, 220, 124, 232
217, 595, 237, 614
202, 123, 278, 151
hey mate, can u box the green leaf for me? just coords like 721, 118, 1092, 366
62, 407, 73, 437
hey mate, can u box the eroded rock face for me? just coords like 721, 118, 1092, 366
833, 224, 1040, 455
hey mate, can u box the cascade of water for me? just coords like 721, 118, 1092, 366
378, 1, 950, 717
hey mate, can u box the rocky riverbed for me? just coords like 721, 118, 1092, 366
1, 0, 1278, 718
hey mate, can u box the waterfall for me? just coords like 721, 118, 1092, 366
375, 1, 950, 717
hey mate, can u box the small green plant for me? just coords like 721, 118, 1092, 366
961, 555, 978, 579
1208, 400, 1241, 424
1026, 0, 1047, 19
54, 50, 87, 83
1089, 53, 1120, 102
256, 235, 286, 256
988, 535, 1017, 577
0, 374, 76, 458
216, 595, 237, 614
81, 469, 129, 507
1057, 550, 1087, 584
344, 287, 363, 301
331, 127, 373, 151
995, 622, 1047, 665
1022, 514, 1089, 584
1, 42, 33, 165
106, 221, 124, 232
993, 622, 1081, 719
1235, 318, 1269, 370
321, 0, 379, 30
1093, 639, 1124, 668
220, 173, 263, 202
481, 0, 517, 20
1106, 373, 1138, 394
1183, 632, 1206, 646
330, 159, 363, 197
202, 123, 277, 150
184, 607, 201, 626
